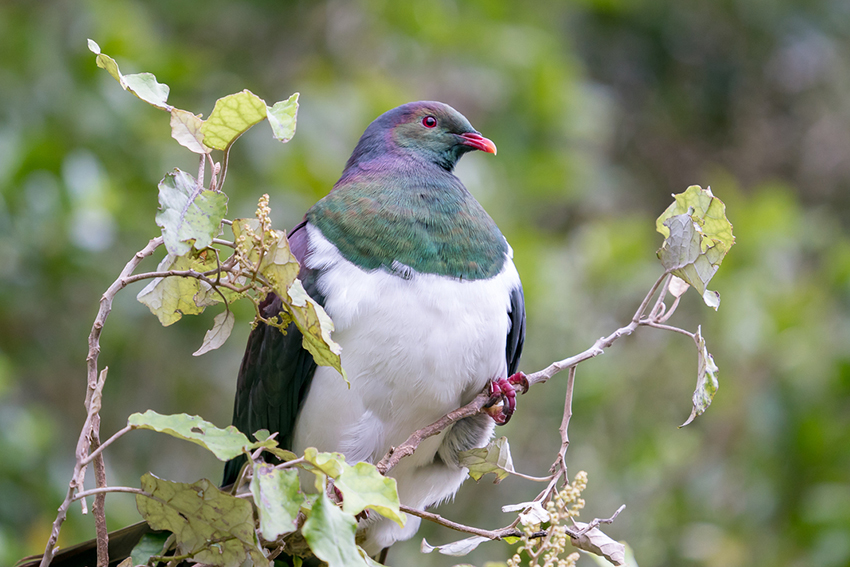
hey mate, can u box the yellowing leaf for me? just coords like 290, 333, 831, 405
136, 252, 213, 326
285, 279, 345, 380
170, 108, 211, 154
137, 474, 267, 567
458, 436, 514, 483
250, 464, 304, 540
201, 90, 268, 151
335, 462, 405, 527
303, 447, 346, 479
87, 39, 172, 111
681, 326, 720, 427
156, 169, 228, 257
129, 410, 251, 461
267, 93, 299, 143
656, 186, 734, 307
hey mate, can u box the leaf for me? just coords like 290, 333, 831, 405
200, 90, 268, 151
231, 219, 299, 285
262, 230, 301, 295
302, 489, 369, 567
668, 275, 690, 298
156, 169, 228, 257
285, 279, 346, 380
87, 39, 172, 111
136, 252, 214, 326
128, 410, 251, 461
656, 186, 735, 307
681, 326, 720, 427
421, 535, 490, 556
193, 310, 236, 356
303, 447, 346, 479
502, 501, 550, 526
588, 543, 639, 567
570, 523, 626, 566
267, 93, 300, 143
250, 464, 304, 540
335, 462, 405, 527
171, 108, 211, 154
137, 474, 268, 567
458, 436, 514, 483
130, 531, 171, 567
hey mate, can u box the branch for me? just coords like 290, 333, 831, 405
376, 391, 491, 475
40, 237, 164, 567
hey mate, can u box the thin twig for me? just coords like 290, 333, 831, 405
81, 425, 133, 466
401, 505, 524, 540
72, 487, 152, 502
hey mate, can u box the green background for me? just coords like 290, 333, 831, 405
2, 1, 849, 566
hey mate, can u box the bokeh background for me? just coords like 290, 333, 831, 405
2, 1, 850, 566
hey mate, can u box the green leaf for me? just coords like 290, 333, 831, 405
285, 279, 346, 380
171, 108, 211, 154
128, 410, 251, 461
201, 90, 268, 151
302, 489, 368, 567
680, 326, 720, 427
458, 436, 514, 483
193, 310, 236, 356
250, 464, 304, 540
656, 185, 734, 307
267, 93, 300, 143
136, 251, 215, 326
421, 535, 490, 556
303, 447, 345, 479
130, 531, 171, 567
335, 462, 405, 527
87, 39, 172, 111
137, 474, 268, 567
156, 168, 228, 257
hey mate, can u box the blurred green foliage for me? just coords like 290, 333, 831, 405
2, 1, 849, 566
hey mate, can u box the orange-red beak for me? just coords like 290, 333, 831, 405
459, 132, 497, 155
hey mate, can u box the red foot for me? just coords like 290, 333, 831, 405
485, 372, 527, 425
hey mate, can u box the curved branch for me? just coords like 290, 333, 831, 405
40, 237, 164, 567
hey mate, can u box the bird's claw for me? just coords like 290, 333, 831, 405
485, 372, 527, 425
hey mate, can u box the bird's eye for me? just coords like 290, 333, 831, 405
422, 116, 437, 128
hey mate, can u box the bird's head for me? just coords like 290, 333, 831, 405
347, 101, 497, 172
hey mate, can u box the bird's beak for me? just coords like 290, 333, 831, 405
459, 132, 498, 155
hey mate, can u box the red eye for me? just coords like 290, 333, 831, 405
422, 115, 437, 128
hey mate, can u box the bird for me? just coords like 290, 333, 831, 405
224, 101, 526, 560
18, 101, 525, 567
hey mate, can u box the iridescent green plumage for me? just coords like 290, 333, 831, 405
308, 101, 506, 280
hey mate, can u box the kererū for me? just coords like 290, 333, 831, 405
18, 101, 525, 567
224, 101, 525, 557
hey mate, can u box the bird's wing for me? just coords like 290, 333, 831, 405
506, 283, 526, 376
222, 220, 322, 486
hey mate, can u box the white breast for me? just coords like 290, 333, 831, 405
292, 223, 521, 553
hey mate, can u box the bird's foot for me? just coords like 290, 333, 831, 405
485, 372, 527, 425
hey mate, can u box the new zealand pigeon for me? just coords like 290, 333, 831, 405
18, 101, 525, 567
225, 101, 526, 557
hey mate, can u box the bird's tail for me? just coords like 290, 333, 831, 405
15, 522, 157, 567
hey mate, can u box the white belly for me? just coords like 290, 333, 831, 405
292, 224, 520, 553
